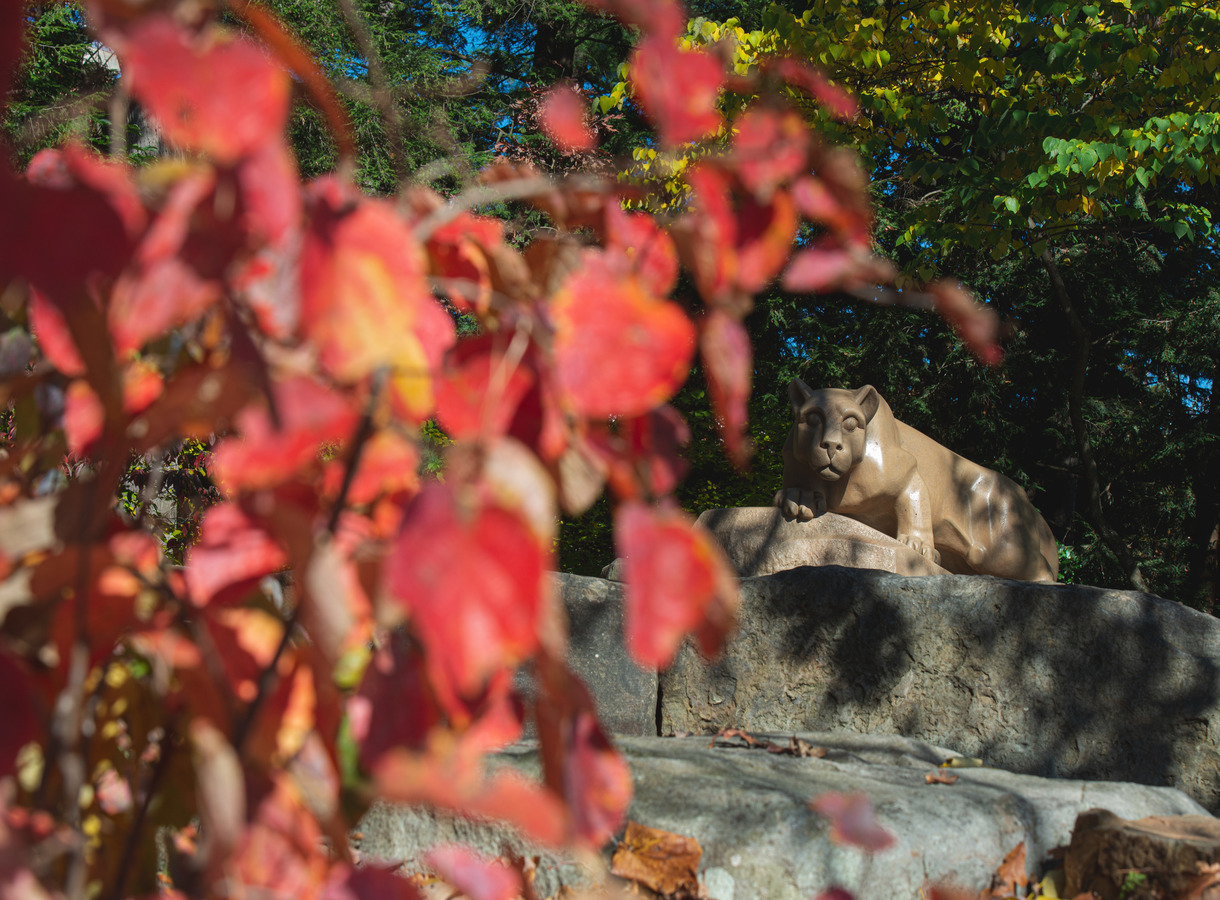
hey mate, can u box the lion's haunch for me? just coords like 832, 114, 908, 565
775, 381, 1059, 583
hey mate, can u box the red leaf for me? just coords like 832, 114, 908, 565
184, 503, 288, 608
28, 288, 85, 376
604, 204, 679, 297
782, 242, 859, 294
0, 650, 39, 779
383, 483, 547, 701
435, 334, 538, 441
322, 865, 423, 900
614, 502, 739, 669
631, 36, 724, 147
928, 280, 1003, 366
766, 59, 858, 120
551, 252, 694, 419
700, 310, 752, 468
425, 846, 522, 900
302, 180, 455, 419
732, 107, 810, 199
109, 257, 223, 357
119, 17, 290, 164
236, 138, 302, 248
586, 406, 690, 500
210, 376, 359, 493
535, 655, 633, 848
809, 792, 895, 852
815, 890, 855, 900
348, 632, 440, 768
0, 0, 25, 99
63, 380, 105, 456
540, 83, 596, 152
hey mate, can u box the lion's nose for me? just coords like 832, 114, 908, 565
821, 438, 842, 453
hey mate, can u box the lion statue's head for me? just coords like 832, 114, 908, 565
787, 382, 881, 483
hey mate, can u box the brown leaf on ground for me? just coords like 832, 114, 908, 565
611, 821, 702, 898
707, 728, 762, 749
765, 737, 827, 758
925, 772, 958, 785
987, 842, 1028, 899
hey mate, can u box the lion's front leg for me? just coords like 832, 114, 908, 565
895, 472, 941, 564
775, 486, 826, 521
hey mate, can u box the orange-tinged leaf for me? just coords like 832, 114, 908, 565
540, 83, 596, 152
700, 310, 752, 468
809, 792, 895, 852
119, 17, 291, 164
425, 845, 523, 900
302, 181, 455, 418
210, 375, 359, 493
731, 187, 798, 295
551, 252, 694, 420
632, 36, 724, 147
321, 430, 419, 507
610, 821, 701, 896
614, 502, 738, 669
374, 747, 569, 847
204, 607, 287, 703
384, 483, 547, 701
185, 502, 288, 608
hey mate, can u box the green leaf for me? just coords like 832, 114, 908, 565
1135, 167, 1150, 188
1003, 196, 1019, 213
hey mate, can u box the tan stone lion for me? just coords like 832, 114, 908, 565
774, 380, 1059, 583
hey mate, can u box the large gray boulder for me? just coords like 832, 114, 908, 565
658, 566, 1220, 812
356, 733, 1207, 900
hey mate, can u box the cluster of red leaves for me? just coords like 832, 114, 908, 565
0, 0, 1002, 897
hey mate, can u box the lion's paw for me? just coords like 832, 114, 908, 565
898, 534, 941, 564
775, 488, 825, 521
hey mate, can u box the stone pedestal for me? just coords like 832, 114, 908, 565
695, 507, 949, 577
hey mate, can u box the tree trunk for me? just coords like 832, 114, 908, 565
1039, 244, 1149, 592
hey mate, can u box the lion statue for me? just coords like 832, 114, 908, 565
775, 380, 1059, 583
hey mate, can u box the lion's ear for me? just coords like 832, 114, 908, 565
789, 378, 815, 414
854, 385, 881, 422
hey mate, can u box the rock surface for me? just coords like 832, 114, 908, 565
695, 507, 950, 577
657, 566, 1220, 812
355, 733, 1207, 900
550, 573, 656, 736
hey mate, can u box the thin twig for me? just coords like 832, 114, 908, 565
413, 174, 607, 241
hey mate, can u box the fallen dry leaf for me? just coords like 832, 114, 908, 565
610, 821, 702, 897
987, 842, 1028, 899
925, 772, 959, 786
